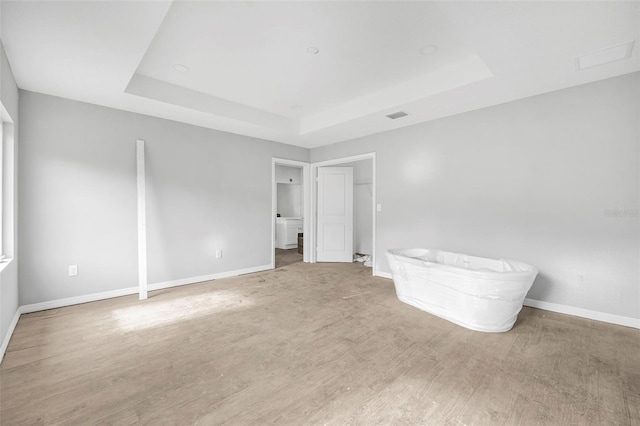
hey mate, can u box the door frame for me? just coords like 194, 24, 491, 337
310, 152, 376, 274
272, 158, 310, 269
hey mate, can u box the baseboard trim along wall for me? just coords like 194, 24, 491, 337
19, 264, 273, 315
148, 264, 272, 292
374, 270, 392, 279
1, 263, 273, 363
20, 286, 139, 314
0, 308, 22, 364
523, 298, 640, 330
375, 269, 640, 330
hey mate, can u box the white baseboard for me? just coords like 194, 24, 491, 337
0, 307, 22, 364
374, 270, 392, 279
21, 286, 139, 314
21, 264, 274, 314
524, 298, 640, 330
148, 264, 272, 292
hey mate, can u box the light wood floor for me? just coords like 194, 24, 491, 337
274, 248, 302, 269
1, 258, 639, 425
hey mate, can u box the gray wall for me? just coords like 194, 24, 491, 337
0, 37, 19, 346
276, 165, 302, 218
19, 91, 308, 304
277, 184, 302, 218
312, 73, 640, 320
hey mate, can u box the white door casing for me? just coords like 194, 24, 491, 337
317, 167, 353, 262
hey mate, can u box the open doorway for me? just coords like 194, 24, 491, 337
271, 159, 310, 269
310, 153, 376, 273
337, 160, 374, 267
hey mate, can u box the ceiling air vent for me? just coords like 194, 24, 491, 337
576, 40, 635, 70
386, 111, 408, 120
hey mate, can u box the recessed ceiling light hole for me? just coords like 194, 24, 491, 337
173, 64, 190, 73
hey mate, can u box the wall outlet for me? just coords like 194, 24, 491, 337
215, 250, 222, 259
69, 265, 78, 277
376, 204, 382, 212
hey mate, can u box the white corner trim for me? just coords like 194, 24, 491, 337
21, 287, 139, 314
0, 257, 14, 274
136, 139, 148, 300
524, 298, 640, 330
374, 270, 392, 279
148, 264, 272, 292
0, 307, 22, 364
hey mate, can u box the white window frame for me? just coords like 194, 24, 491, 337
0, 119, 3, 258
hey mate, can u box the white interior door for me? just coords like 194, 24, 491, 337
317, 167, 353, 262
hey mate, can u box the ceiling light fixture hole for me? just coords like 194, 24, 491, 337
173, 64, 190, 73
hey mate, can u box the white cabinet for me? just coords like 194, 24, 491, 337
276, 218, 303, 249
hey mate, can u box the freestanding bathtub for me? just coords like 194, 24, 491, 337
386, 249, 538, 332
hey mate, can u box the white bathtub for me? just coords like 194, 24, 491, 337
385, 249, 538, 332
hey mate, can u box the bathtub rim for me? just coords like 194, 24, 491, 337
387, 248, 539, 281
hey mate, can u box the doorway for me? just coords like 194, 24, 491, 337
310, 153, 376, 273
271, 159, 310, 269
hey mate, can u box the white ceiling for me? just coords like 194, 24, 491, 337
2, 1, 639, 148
